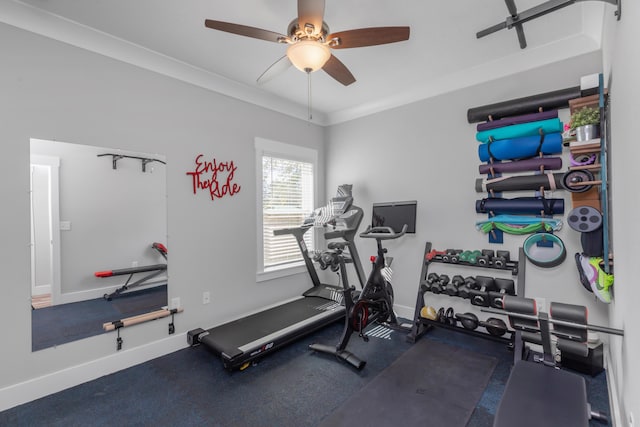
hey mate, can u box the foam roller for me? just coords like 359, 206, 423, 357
475, 197, 565, 215
478, 157, 562, 175
475, 173, 564, 193
478, 133, 563, 162
467, 86, 581, 123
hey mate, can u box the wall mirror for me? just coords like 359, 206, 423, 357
30, 138, 167, 351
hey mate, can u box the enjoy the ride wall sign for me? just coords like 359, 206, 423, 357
186, 154, 241, 201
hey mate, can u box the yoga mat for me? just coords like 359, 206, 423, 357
477, 110, 558, 131
318, 340, 497, 427
479, 157, 562, 174
467, 86, 581, 123
478, 132, 563, 162
476, 197, 565, 215
476, 118, 563, 143
476, 173, 564, 193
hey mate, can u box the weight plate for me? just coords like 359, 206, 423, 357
567, 206, 603, 233
562, 170, 594, 193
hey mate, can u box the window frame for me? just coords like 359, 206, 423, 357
255, 137, 318, 282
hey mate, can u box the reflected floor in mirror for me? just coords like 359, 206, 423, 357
31, 285, 167, 351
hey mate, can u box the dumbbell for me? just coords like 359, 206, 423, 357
469, 276, 497, 307
492, 250, 511, 268
422, 272, 440, 293
441, 249, 462, 263
420, 305, 438, 321
460, 250, 482, 264
489, 278, 516, 309
445, 275, 465, 297
477, 249, 494, 266
457, 276, 476, 299
431, 274, 449, 294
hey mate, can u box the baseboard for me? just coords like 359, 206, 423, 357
604, 346, 623, 427
0, 332, 188, 412
394, 303, 415, 322
55, 278, 168, 305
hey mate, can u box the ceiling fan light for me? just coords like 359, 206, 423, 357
287, 40, 331, 73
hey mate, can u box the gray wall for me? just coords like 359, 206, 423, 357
326, 52, 608, 326
0, 23, 324, 390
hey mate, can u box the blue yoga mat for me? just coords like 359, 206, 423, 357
476, 118, 563, 143
478, 132, 563, 162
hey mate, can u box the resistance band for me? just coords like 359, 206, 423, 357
476, 215, 562, 235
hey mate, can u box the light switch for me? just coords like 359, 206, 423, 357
60, 221, 71, 231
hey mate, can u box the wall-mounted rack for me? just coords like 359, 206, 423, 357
97, 153, 166, 172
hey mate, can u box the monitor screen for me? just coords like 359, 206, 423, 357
371, 201, 417, 234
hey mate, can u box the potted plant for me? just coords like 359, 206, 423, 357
570, 106, 600, 141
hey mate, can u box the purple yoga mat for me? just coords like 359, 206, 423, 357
476, 110, 558, 131
478, 157, 562, 175
475, 197, 565, 215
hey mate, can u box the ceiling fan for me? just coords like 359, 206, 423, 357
204, 0, 410, 86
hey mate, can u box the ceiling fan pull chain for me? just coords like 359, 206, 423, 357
307, 69, 313, 121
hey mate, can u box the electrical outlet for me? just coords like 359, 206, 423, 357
171, 297, 180, 310
132, 261, 138, 268
534, 297, 546, 313
202, 291, 210, 305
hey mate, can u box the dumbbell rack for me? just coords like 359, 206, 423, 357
406, 242, 526, 346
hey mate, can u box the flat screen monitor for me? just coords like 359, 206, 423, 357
371, 201, 417, 234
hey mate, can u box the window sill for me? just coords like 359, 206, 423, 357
257, 263, 307, 282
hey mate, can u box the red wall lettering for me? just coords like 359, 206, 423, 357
186, 154, 241, 201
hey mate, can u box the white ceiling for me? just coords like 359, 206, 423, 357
3, 0, 612, 124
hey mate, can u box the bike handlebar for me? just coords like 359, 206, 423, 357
359, 224, 408, 240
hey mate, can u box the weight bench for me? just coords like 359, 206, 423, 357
97, 242, 168, 300
493, 295, 608, 427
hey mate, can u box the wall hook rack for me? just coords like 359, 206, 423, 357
97, 153, 166, 172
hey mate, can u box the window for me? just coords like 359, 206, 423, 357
256, 138, 317, 279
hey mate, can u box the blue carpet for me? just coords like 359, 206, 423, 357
6, 320, 611, 426
32, 285, 167, 351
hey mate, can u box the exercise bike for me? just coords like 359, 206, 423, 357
309, 224, 407, 369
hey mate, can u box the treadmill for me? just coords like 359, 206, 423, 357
187, 189, 367, 370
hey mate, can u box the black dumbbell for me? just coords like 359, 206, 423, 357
489, 278, 516, 309
457, 276, 476, 299
441, 249, 462, 263
492, 250, 511, 268
422, 272, 440, 293
477, 249, 494, 266
438, 307, 455, 326
445, 275, 465, 296
431, 274, 449, 294
469, 276, 497, 307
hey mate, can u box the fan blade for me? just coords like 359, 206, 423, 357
204, 19, 286, 43
257, 56, 292, 85
322, 55, 355, 86
298, 0, 325, 36
327, 27, 410, 49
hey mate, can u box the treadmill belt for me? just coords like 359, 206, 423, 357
200, 296, 342, 359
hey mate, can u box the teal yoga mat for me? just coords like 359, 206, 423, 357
478, 132, 563, 162
476, 118, 563, 143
